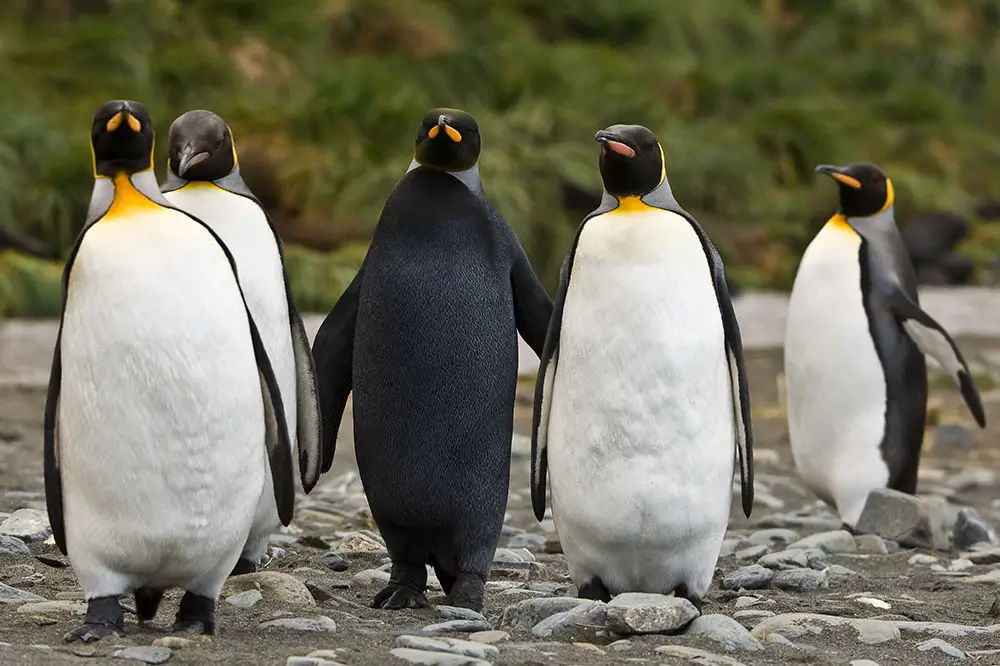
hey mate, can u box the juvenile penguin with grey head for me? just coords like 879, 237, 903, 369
785, 163, 985, 529
161, 110, 323, 574
531, 124, 754, 607
311, 108, 553, 611
45, 100, 294, 642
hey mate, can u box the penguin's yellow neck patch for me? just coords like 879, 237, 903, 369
181, 180, 225, 191
827, 213, 857, 235
102, 173, 160, 222
610, 196, 656, 214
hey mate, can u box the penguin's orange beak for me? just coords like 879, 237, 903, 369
595, 130, 637, 158
105, 111, 142, 133
815, 165, 862, 189
428, 115, 462, 143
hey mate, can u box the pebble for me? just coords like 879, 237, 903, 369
389, 648, 491, 666
723, 564, 773, 590
499, 597, 586, 632
916, 637, 966, 659
0, 582, 45, 603
948, 467, 996, 490
259, 616, 337, 632
434, 606, 489, 623
719, 539, 742, 558
772, 568, 827, 592
493, 548, 535, 567
396, 636, 499, 659
854, 534, 888, 554
0, 535, 32, 564
757, 548, 808, 570
286, 658, 344, 666
787, 529, 857, 554
732, 610, 775, 620
114, 646, 172, 664
909, 554, 939, 565
855, 488, 950, 549
849, 661, 882, 666
748, 612, 1000, 645
468, 631, 508, 644
531, 601, 605, 637
824, 564, 858, 582
685, 614, 764, 651
422, 619, 493, 634
605, 592, 699, 635
735, 545, 769, 561
16, 600, 85, 615
0, 509, 51, 543
321, 550, 350, 572
734, 596, 760, 609
607, 639, 632, 651
506, 533, 546, 550
655, 645, 749, 666
934, 423, 974, 451
225, 589, 263, 609
953, 508, 998, 550
964, 547, 1000, 565
151, 637, 196, 649
854, 597, 891, 610
352, 569, 391, 586
224, 571, 316, 607
747, 529, 799, 546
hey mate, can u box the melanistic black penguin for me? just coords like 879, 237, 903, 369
311, 108, 553, 611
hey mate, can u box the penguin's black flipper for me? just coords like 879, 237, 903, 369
311, 264, 365, 474
888, 290, 986, 427
510, 244, 554, 357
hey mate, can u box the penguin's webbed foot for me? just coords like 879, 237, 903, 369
577, 577, 612, 602
64, 595, 125, 643
171, 592, 217, 635
230, 557, 257, 576
672, 583, 703, 614
371, 584, 429, 610
446, 573, 485, 612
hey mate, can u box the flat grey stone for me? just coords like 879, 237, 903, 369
750, 613, 901, 644
747, 529, 799, 546
16, 600, 85, 615
934, 423, 974, 451
723, 564, 773, 590
468, 631, 508, 644
787, 530, 857, 554
225, 589, 263, 609
854, 534, 888, 554
894, 620, 1000, 637
505, 533, 546, 550
757, 549, 808, 570
352, 569, 391, 585
0, 583, 46, 604
607, 639, 633, 651
0, 509, 51, 543
849, 661, 882, 666
655, 645, 749, 666
493, 548, 535, 564
733, 596, 760, 609
115, 646, 172, 664
422, 619, 492, 634
719, 539, 742, 558
396, 636, 498, 659
824, 564, 858, 582
953, 508, 998, 551
732, 610, 775, 620
224, 571, 316, 607
321, 550, 350, 572
605, 593, 699, 635
499, 597, 585, 631
685, 614, 764, 651
917, 637, 966, 659
286, 658, 344, 666
434, 606, 488, 623
948, 467, 996, 491
772, 568, 827, 592
735, 545, 769, 561
855, 488, 950, 550
964, 547, 1000, 564
0, 535, 32, 564
530, 601, 605, 637
390, 648, 491, 666
259, 616, 337, 632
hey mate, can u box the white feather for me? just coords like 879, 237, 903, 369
59, 204, 266, 599
546, 207, 735, 600
784, 220, 888, 526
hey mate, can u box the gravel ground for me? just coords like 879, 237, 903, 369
2, 298, 1000, 666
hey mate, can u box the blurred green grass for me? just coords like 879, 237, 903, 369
3, 0, 1000, 317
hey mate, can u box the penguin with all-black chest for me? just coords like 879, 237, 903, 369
785, 163, 986, 529
531, 125, 754, 607
161, 109, 323, 574
45, 100, 295, 642
311, 108, 553, 611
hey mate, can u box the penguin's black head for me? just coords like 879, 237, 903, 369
595, 124, 664, 198
815, 163, 894, 218
90, 100, 154, 177
413, 108, 481, 172
167, 109, 237, 181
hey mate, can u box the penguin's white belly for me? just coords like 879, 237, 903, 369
165, 185, 295, 559
784, 222, 888, 525
58, 210, 267, 596
547, 209, 735, 598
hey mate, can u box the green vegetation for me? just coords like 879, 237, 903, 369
3, 0, 1000, 316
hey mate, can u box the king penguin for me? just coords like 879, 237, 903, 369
785, 163, 986, 529
530, 124, 754, 608
311, 108, 553, 611
44, 100, 295, 642
160, 109, 323, 574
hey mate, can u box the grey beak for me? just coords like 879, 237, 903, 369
176, 145, 210, 177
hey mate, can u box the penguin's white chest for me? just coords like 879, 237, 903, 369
546, 207, 735, 597
784, 220, 888, 524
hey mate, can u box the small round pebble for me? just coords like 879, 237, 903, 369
722, 564, 774, 590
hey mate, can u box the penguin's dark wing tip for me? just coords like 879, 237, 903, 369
959, 371, 987, 428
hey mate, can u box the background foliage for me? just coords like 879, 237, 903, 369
3, 0, 1000, 316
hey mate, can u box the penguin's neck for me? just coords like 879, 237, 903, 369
88, 169, 171, 224
406, 159, 485, 198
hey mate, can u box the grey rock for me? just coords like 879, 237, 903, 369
468, 631, 508, 644
824, 564, 858, 582
396, 635, 499, 659
422, 619, 493, 634
747, 528, 799, 546
964, 547, 1000, 565
655, 645, 749, 666
849, 661, 882, 666
605, 592, 699, 634
909, 554, 939, 565
750, 613, 900, 644
953, 508, 998, 551
732, 610, 775, 620
224, 589, 263, 609
0, 535, 32, 564
917, 637, 966, 659
787, 530, 857, 554
757, 549, 808, 570
321, 550, 350, 572
0, 582, 46, 603
734, 596, 760, 609
854, 534, 888, 554
607, 639, 633, 651
735, 545, 769, 561
894, 620, 1000, 637
719, 539, 742, 558
434, 606, 489, 623
934, 423, 973, 451
16, 600, 85, 615
224, 571, 316, 607
505, 533, 546, 550
114, 646, 172, 664
286, 658, 344, 666
493, 548, 535, 564
855, 488, 950, 550
389, 648, 491, 666
947, 467, 996, 490
530, 601, 605, 637
0, 509, 51, 543
685, 614, 764, 651
353, 569, 391, 586
772, 568, 827, 592
723, 564, 773, 590
499, 597, 586, 631
259, 616, 337, 632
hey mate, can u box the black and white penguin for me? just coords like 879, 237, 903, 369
161, 109, 323, 574
44, 100, 294, 642
311, 108, 553, 611
530, 124, 754, 608
785, 163, 986, 528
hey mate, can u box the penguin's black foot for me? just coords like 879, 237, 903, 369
672, 583, 703, 614
134, 587, 165, 624
230, 558, 257, 576
372, 584, 429, 610
64, 596, 124, 643
446, 573, 485, 612
171, 592, 217, 635
840, 522, 859, 536
577, 577, 612, 602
